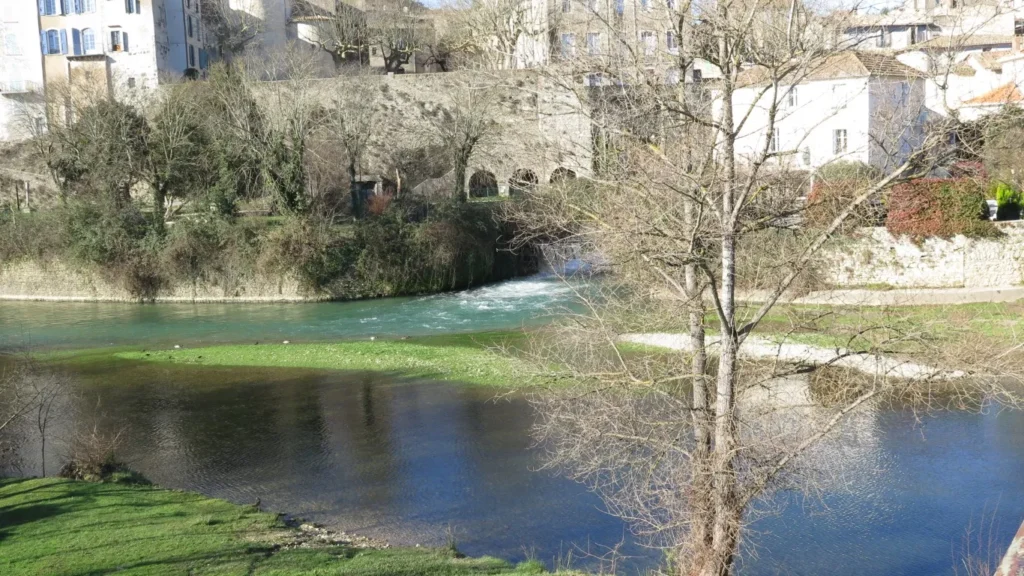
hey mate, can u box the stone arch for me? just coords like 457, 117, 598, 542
469, 170, 499, 198
549, 167, 577, 184
509, 169, 538, 196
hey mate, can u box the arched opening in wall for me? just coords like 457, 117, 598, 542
509, 169, 538, 196
469, 170, 499, 198
550, 167, 577, 184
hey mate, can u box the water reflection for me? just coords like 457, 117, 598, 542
5, 356, 1024, 575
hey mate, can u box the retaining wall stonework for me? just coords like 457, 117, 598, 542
0, 260, 315, 302
826, 223, 1024, 288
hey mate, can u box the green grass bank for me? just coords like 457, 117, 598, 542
111, 333, 535, 387
0, 478, 569, 576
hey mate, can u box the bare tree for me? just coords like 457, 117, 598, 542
503, 1, 1024, 574
201, 0, 264, 68
0, 360, 72, 476
423, 77, 503, 201
304, 2, 369, 71
320, 76, 384, 216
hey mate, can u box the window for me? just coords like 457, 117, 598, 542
125, 0, 140, 14
876, 29, 891, 48
692, 68, 702, 82
189, 45, 196, 67
615, 0, 624, 17
82, 28, 95, 52
667, 0, 676, 8
83, 0, 95, 12
585, 73, 601, 86
187, 15, 194, 38
128, 77, 136, 88
186, 0, 191, 8
641, 31, 655, 56
562, 0, 571, 13
640, 0, 649, 10
41, 29, 63, 54
59, 0, 69, 15
71, 28, 81, 55
786, 86, 797, 108
587, 32, 600, 56
802, 147, 811, 166
4, 33, 19, 56
560, 33, 575, 58
110, 30, 129, 52
39, 0, 53, 16
666, 31, 677, 53
768, 129, 778, 153
833, 129, 848, 155
34, 117, 46, 134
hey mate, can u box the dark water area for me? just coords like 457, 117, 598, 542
3, 277, 1024, 575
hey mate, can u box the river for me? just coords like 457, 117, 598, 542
2, 276, 1023, 575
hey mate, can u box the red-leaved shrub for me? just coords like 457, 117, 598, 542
885, 178, 997, 239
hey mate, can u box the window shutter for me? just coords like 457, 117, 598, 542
122, 32, 129, 52
59, 0, 68, 15
38, 0, 45, 16
110, 31, 117, 50
40, 31, 45, 54
59, 29, 67, 54
125, 0, 131, 13
72, 29, 81, 55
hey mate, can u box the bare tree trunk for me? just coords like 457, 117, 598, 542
685, 197, 713, 573
454, 150, 469, 202
349, 159, 361, 218
705, 69, 741, 576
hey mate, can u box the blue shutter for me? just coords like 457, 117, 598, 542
199, 49, 208, 69
38, 0, 45, 16
122, 32, 129, 52
72, 29, 81, 55
59, 29, 67, 54
47, 30, 58, 54
59, 0, 68, 15
73, 0, 81, 14
40, 31, 46, 54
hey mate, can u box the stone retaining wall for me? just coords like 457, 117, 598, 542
826, 222, 1024, 288
0, 260, 317, 302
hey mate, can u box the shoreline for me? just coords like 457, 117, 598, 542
0, 477, 566, 575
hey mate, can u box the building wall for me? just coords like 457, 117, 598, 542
731, 77, 874, 170
867, 77, 927, 171
0, 2, 46, 141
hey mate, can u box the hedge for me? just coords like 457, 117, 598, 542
885, 178, 998, 239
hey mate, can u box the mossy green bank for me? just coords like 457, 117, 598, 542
0, 478, 570, 576
113, 333, 535, 387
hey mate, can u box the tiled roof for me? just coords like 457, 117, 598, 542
950, 62, 977, 76
972, 50, 1012, 72
964, 82, 1024, 105
908, 34, 1013, 51
737, 51, 925, 86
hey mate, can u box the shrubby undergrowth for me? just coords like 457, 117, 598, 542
0, 199, 532, 300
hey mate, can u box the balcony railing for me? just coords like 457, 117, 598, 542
0, 81, 41, 95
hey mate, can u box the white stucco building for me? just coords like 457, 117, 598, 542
0, 0, 207, 142
726, 52, 930, 172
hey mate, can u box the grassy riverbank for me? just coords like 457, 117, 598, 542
112, 332, 535, 387
0, 477, 566, 576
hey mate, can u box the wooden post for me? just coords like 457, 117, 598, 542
994, 520, 1024, 576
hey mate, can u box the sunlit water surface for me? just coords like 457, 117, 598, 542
2, 277, 1023, 575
